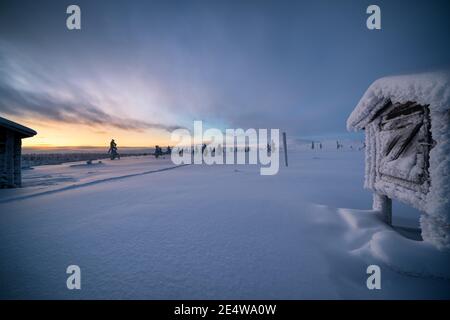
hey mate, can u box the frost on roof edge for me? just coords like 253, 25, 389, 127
347, 70, 450, 131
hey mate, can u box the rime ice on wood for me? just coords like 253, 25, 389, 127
347, 71, 450, 250
0, 117, 37, 188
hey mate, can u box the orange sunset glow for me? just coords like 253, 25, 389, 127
14, 117, 173, 148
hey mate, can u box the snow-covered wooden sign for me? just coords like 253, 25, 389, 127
347, 71, 450, 250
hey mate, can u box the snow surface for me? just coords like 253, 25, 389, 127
0, 150, 449, 299
347, 71, 450, 249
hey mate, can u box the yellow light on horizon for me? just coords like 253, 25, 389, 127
13, 117, 173, 148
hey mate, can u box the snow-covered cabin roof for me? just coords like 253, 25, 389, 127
0, 116, 37, 138
347, 70, 450, 131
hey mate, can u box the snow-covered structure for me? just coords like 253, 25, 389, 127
347, 71, 450, 250
0, 116, 37, 188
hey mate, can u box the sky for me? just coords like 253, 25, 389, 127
0, 0, 449, 147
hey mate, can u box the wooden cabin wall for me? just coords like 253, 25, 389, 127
13, 136, 22, 187
5, 130, 15, 187
0, 129, 19, 188
0, 128, 6, 187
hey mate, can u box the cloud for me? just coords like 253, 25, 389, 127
0, 45, 181, 132
0, 82, 180, 131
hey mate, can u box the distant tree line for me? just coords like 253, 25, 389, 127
22, 152, 151, 168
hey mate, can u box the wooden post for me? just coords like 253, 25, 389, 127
373, 193, 392, 225
283, 132, 288, 167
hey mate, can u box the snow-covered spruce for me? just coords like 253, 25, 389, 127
347, 70, 450, 250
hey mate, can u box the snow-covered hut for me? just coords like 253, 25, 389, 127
0, 116, 37, 188
347, 71, 450, 250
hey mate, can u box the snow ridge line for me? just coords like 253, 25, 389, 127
0, 164, 190, 204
